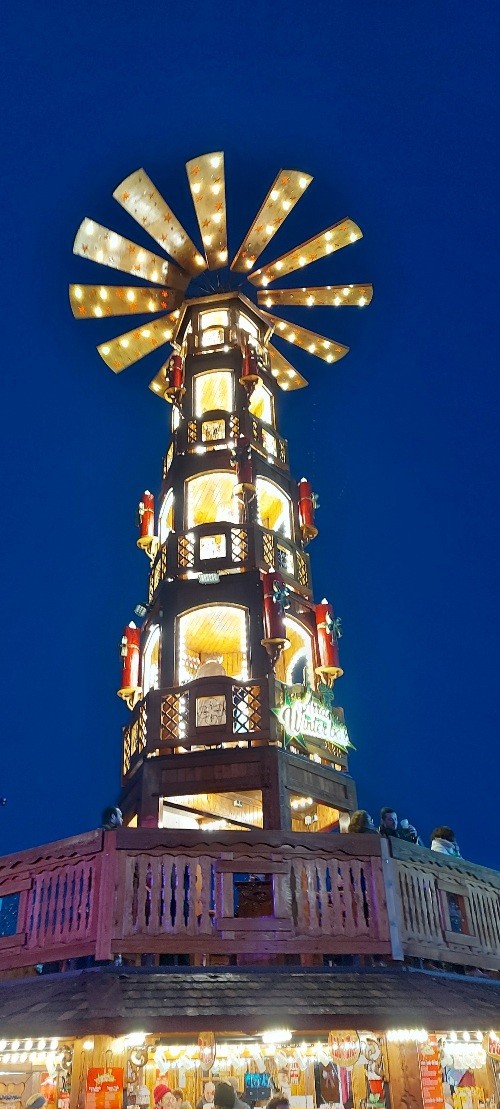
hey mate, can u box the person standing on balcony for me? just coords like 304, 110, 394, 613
430, 826, 461, 856
348, 810, 376, 833
378, 807, 421, 844
101, 805, 123, 829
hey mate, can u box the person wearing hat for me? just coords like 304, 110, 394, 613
154, 1087, 176, 1109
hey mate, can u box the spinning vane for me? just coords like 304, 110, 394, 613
69, 151, 372, 392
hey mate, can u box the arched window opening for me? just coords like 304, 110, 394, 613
275, 617, 315, 688
158, 489, 174, 544
249, 380, 275, 426
176, 604, 249, 685
256, 477, 292, 538
171, 404, 181, 432
238, 312, 260, 341
185, 471, 239, 529
199, 308, 229, 348
142, 625, 160, 693
194, 369, 233, 418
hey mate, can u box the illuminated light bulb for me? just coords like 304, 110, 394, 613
12, 1041, 20, 1051
287, 369, 295, 378
94, 306, 103, 317
29, 1053, 37, 1063
288, 332, 296, 342
325, 231, 332, 240
127, 1032, 146, 1047
163, 330, 172, 340
275, 260, 283, 271
271, 368, 279, 377
342, 287, 350, 296
322, 340, 330, 349
101, 344, 110, 355
10, 1054, 19, 1064
96, 249, 104, 262
298, 256, 306, 267
172, 309, 180, 318
153, 384, 160, 392
50, 1039, 58, 1050
282, 200, 291, 211
265, 298, 273, 308
74, 286, 83, 300
265, 224, 275, 235
278, 322, 286, 331
306, 295, 315, 306
349, 231, 359, 242
463, 1031, 470, 1042
358, 296, 366, 306
19, 1053, 28, 1063
151, 269, 159, 282
141, 329, 151, 338
83, 1040, 94, 1051
195, 254, 205, 267
261, 276, 269, 287
299, 176, 308, 189
109, 232, 120, 249
333, 296, 341, 306
120, 338, 130, 348
192, 182, 201, 194
475, 1031, 483, 1041
218, 250, 228, 262
326, 355, 334, 364
211, 183, 221, 195
99, 287, 108, 300
85, 221, 95, 235
245, 259, 254, 269
0, 1041, 5, 1052
137, 250, 146, 263
325, 244, 333, 254
213, 212, 222, 224
210, 155, 221, 168
281, 382, 289, 390
308, 343, 316, 353
126, 290, 135, 302
450, 1032, 458, 1042
270, 189, 279, 201
38, 1040, 46, 1051
203, 235, 212, 246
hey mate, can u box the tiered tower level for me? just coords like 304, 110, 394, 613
70, 151, 373, 833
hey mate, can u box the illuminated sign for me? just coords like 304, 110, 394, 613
274, 689, 353, 751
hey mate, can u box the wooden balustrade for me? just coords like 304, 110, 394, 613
1, 830, 500, 975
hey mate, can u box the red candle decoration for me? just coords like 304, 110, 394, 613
315, 599, 343, 683
298, 477, 318, 541
137, 490, 155, 550
165, 353, 185, 401
118, 622, 141, 698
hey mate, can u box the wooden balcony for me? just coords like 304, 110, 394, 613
122, 677, 272, 777
1, 829, 500, 976
148, 522, 311, 602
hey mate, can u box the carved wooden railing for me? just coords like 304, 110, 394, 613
1, 830, 500, 975
122, 677, 273, 777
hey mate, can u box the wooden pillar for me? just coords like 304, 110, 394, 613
386, 1041, 424, 1109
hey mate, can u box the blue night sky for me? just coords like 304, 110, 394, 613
1, 3, 498, 865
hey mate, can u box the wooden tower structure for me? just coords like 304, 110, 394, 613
69, 152, 373, 834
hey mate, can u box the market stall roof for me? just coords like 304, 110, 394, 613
1, 966, 500, 1036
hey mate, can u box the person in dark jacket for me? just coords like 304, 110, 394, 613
378, 807, 420, 843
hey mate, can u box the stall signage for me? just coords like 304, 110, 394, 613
486, 1035, 500, 1060
86, 1069, 123, 1109
328, 1031, 361, 1069
418, 1036, 445, 1109
274, 689, 352, 751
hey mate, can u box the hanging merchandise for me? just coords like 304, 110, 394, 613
198, 1033, 216, 1072
328, 1031, 361, 1069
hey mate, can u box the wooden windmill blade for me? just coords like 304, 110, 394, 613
248, 218, 363, 286
69, 285, 183, 319
231, 169, 313, 273
185, 151, 228, 270
113, 169, 207, 276
73, 219, 189, 290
